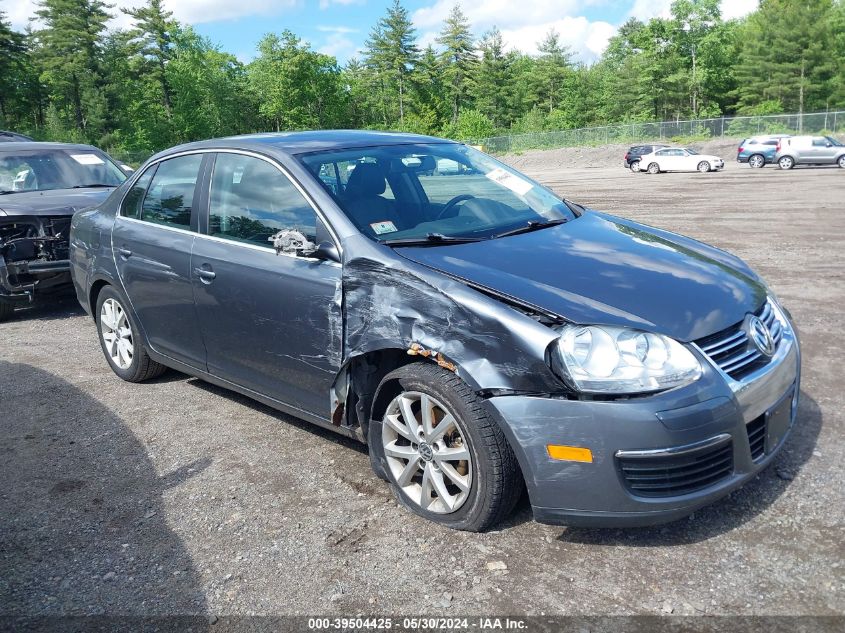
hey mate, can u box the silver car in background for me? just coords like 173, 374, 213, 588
775, 135, 845, 169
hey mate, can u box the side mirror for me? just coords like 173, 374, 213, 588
826, 142, 833, 147
308, 241, 340, 263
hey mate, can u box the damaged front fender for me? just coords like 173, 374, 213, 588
340, 234, 563, 395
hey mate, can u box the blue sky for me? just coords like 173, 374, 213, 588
3, 0, 758, 65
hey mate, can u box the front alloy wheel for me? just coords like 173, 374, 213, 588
647, 162, 660, 174
697, 161, 711, 173
838, 155, 845, 169
370, 363, 522, 531
382, 391, 472, 514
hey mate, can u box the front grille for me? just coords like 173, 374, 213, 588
618, 438, 734, 498
747, 414, 766, 461
695, 300, 784, 381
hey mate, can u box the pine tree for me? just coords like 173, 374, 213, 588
0, 11, 28, 127
437, 3, 476, 124
530, 29, 573, 114
734, 0, 836, 115
472, 27, 512, 129
122, 0, 178, 119
33, 0, 113, 138
363, 0, 419, 126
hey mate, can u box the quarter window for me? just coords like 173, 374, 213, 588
209, 153, 317, 247
121, 167, 156, 218
141, 154, 203, 230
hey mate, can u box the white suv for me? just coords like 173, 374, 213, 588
775, 135, 845, 170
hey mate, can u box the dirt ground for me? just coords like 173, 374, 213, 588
1, 156, 843, 620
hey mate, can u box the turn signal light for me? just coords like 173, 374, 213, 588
547, 445, 593, 463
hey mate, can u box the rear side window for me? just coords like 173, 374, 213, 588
141, 154, 204, 230
121, 167, 156, 218
208, 153, 317, 247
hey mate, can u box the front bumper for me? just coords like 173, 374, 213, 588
485, 322, 800, 528
0, 254, 71, 304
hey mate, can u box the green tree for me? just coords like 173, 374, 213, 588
248, 31, 346, 131
734, 0, 837, 115
471, 27, 512, 129
122, 0, 178, 120
437, 3, 476, 124
33, 0, 113, 140
0, 11, 28, 128
363, 0, 419, 126
530, 29, 573, 114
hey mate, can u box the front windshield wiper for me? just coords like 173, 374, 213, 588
382, 232, 486, 247
71, 183, 117, 189
0, 190, 17, 195
493, 218, 569, 239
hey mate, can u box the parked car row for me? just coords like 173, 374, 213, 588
2, 130, 801, 532
626, 134, 845, 174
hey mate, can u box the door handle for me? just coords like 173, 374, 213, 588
194, 267, 216, 282
118, 247, 132, 259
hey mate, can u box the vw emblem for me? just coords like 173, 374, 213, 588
418, 442, 434, 462
746, 315, 776, 357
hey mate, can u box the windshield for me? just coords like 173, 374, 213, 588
686, 148, 699, 155
0, 148, 126, 194
826, 136, 843, 147
299, 143, 577, 242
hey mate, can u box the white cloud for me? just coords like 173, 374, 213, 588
317, 25, 360, 34
720, 0, 757, 21
412, 0, 614, 63
318, 0, 365, 9
317, 32, 360, 58
1, 0, 300, 30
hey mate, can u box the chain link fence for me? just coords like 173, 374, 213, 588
480, 111, 845, 154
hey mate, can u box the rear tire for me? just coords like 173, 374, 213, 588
778, 156, 795, 170
749, 154, 765, 169
647, 162, 660, 175
369, 363, 522, 531
95, 285, 166, 382
0, 301, 13, 322
629, 160, 641, 173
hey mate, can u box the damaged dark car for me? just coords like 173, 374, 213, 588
0, 142, 127, 320
69, 131, 801, 531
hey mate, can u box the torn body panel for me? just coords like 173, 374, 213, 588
339, 234, 563, 396
0, 215, 72, 303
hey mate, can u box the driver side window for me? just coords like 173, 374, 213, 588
209, 153, 317, 247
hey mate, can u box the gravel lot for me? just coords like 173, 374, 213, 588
1, 156, 843, 619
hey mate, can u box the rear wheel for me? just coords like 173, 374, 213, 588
0, 301, 13, 322
647, 162, 660, 175
778, 156, 795, 170
749, 154, 765, 169
369, 363, 522, 531
697, 161, 711, 173
629, 160, 641, 173
96, 286, 166, 382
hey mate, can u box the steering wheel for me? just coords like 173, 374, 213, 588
436, 194, 476, 220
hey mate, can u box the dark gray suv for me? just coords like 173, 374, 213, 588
69, 131, 801, 531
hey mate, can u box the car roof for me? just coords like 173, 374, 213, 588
0, 141, 105, 152
0, 130, 34, 142
154, 130, 456, 160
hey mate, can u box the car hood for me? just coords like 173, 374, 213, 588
395, 211, 766, 342
0, 188, 114, 217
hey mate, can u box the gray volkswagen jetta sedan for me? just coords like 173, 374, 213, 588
69, 131, 800, 531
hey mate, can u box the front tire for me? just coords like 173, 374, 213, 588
749, 154, 765, 169
838, 155, 845, 169
697, 161, 711, 173
779, 156, 795, 170
96, 286, 166, 382
647, 162, 660, 175
0, 301, 13, 322
370, 363, 522, 531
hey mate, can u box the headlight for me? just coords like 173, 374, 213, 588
553, 325, 701, 394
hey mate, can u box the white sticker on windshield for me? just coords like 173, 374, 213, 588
70, 153, 105, 165
485, 167, 533, 196
370, 220, 397, 235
